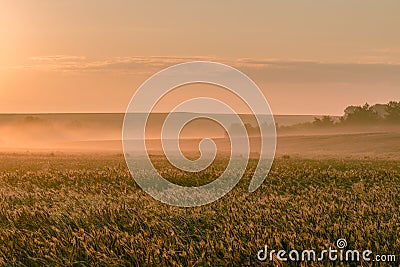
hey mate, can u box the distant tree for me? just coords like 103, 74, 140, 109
227, 122, 270, 137
341, 103, 381, 124
24, 116, 42, 123
384, 101, 400, 123
228, 123, 258, 137
313, 116, 335, 127
344, 106, 357, 117
371, 104, 388, 117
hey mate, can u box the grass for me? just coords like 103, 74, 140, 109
0, 152, 399, 266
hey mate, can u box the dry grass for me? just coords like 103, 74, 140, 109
0, 152, 399, 266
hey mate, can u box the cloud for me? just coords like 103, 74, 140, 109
29, 55, 86, 62
12, 56, 400, 84
14, 56, 216, 74
235, 59, 400, 84
369, 48, 400, 54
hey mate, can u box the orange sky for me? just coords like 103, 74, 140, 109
1, 0, 399, 115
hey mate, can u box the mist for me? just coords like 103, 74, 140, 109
0, 113, 398, 159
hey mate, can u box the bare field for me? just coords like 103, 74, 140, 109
19, 131, 398, 161
1, 113, 399, 161
0, 113, 325, 149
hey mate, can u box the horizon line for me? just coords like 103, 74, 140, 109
0, 112, 343, 117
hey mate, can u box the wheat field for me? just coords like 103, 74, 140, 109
0, 152, 399, 266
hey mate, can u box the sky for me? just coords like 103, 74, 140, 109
0, 0, 399, 115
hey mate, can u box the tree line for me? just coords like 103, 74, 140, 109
313, 101, 400, 127
228, 100, 400, 135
